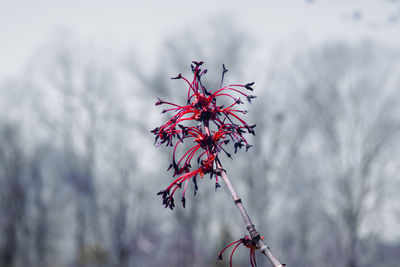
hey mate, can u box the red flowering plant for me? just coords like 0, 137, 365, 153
152, 62, 285, 267
217, 235, 264, 267
152, 61, 255, 209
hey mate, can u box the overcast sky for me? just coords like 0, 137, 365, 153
0, 0, 399, 82
0, 0, 400, 245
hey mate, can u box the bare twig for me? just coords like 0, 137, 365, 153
216, 158, 285, 267
203, 122, 284, 267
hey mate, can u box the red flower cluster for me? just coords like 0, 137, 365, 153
217, 235, 262, 267
152, 61, 256, 209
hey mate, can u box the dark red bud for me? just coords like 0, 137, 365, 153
215, 182, 221, 191
245, 82, 255, 91
246, 144, 253, 152
235, 98, 243, 104
171, 74, 182, 79
246, 95, 257, 103
192, 61, 203, 66
222, 64, 228, 74
155, 98, 164, 105
181, 197, 186, 208
150, 127, 159, 134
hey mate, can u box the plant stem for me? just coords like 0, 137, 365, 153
203, 123, 284, 267
216, 157, 285, 267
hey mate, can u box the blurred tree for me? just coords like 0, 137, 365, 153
25, 33, 130, 266
283, 41, 400, 267
0, 123, 26, 267
28, 148, 50, 266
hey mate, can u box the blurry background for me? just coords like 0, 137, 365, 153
1, 0, 400, 266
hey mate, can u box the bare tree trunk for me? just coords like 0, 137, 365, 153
0, 125, 26, 267
30, 157, 49, 266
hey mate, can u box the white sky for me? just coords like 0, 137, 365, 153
0, 0, 399, 82
0, 0, 399, 243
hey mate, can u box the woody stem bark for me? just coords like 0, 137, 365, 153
203, 124, 285, 267
216, 158, 285, 267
